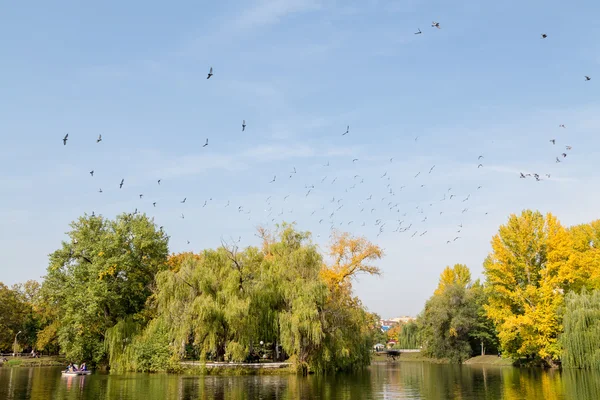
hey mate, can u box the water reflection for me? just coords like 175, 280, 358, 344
1, 363, 600, 399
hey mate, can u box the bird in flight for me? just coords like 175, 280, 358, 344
139, 194, 143, 199
119, 179, 124, 189
520, 172, 526, 178
203, 200, 207, 207
556, 157, 561, 163
99, 188, 103, 193
414, 172, 421, 178
562, 152, 567, 158
478, 155, 484, 160
585, 76, 591, 81
158, 179, 161, 185
89, 170, 94, 177
559, 124, 566, 128
242, 120, 246, 131
550, 139, 556, 145
63, 134, 69, 145
566, 145, 572, 150
207, 67, 213, 79
203, 138, 208, 147
96, 134, 102, 143
478, 164, 483, 168
270, 176, 276, 183
353, 159, 359, 163
181, 213, 185, 219
541, 33, 547, 39
431, 21, 440, 29
153, 202, 156, 207
181, 198, 187, 203
429, 165, 435, 174
415, 28, 422, 35
342, 125, 349, 136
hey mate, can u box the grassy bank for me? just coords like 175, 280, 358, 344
371, 352, 514, 366
180, 362, 297, 375
464, 355, 515, 366
372, 351, 449, 364
0, 356, 66, 368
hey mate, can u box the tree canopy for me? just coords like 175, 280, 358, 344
104, 223, 382, 373
41, 213, 168, 363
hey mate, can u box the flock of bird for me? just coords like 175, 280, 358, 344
59, 24, 590, 248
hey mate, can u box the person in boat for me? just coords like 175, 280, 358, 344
65, 363, 73, 372
80, 363, 87, 371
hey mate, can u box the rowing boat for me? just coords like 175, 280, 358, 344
62, 370, 91, 376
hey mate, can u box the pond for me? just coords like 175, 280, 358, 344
1, 362, 600, 399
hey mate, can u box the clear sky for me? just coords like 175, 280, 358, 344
1, 0, 599, 318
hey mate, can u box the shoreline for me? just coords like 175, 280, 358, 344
371, 352, 515, 367
0, 352, 514, 373
0, 356, 66, 368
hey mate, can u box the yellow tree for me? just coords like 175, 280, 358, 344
559, 221, 600, 291
434, 264, 472, 295
483, 210, 566, 365
386, 324, 402, 342
321, 230, 383, 288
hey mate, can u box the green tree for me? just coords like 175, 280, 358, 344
418, 282, 478, 363
0, 283, 28, 352
468, 281, 499, 356
41, 213, 168, 364
418, 264, 495, 362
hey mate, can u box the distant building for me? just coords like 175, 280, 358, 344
380, 316, 416, 332
390, 316, 416, 324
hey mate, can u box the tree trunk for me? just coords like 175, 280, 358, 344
481, 341, 485, 356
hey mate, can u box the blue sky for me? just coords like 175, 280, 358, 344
1, 0, 599, 317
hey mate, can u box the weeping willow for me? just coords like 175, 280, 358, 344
560, 288, 600, 369
105, 317, 175, 372
398, 321, 420, 349
104, 317, 141, 372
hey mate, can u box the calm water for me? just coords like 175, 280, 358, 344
2, 362, 600, 400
